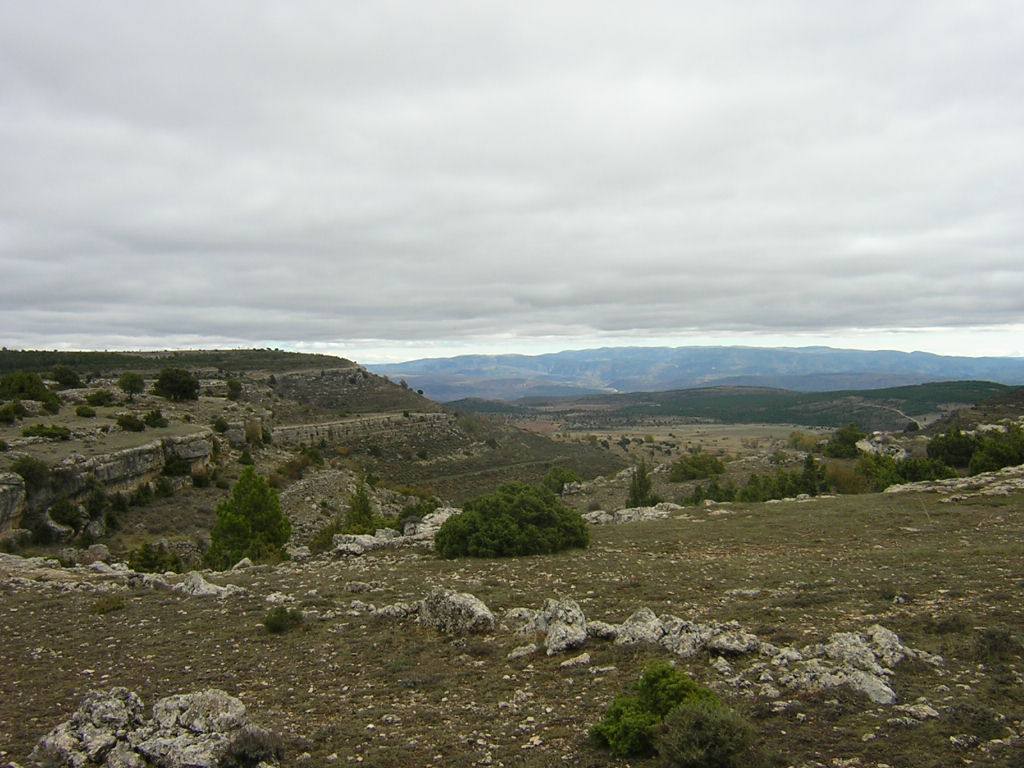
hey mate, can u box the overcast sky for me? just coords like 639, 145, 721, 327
1, 2, 1022, 363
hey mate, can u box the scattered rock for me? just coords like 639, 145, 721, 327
559, 652, 591, 668
418, 589, 495, 635
173, 572, 243, 599
507, 644, 538, 660
535, 598, 587, 655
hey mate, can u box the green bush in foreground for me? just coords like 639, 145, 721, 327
435, 482, 588, 558
591, 662, 764, 766
591, 662, 718, 757
205, 467, 291, 570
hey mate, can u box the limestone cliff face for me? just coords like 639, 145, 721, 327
0, 472, 26, 533
3, 431, 215, 534
271, 412, 453, 448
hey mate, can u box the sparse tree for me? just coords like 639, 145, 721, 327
226, 379, 242, 401
117, 372, 145, 401
153, 368, 199, 401
205, 467, 291, 569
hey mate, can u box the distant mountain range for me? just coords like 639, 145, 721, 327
369, 346, 1024, 402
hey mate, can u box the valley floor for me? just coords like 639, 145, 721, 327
2, 489, 1023, 767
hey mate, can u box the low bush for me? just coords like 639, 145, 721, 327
221, 727, 286, 768
263, 606, 304, 634
49, 499, 85, 531
143, 409, 168, 428
0, 371, 60, 412
86, 389, 117, 407
435, 483, 589, 558
22, 423, 72, 440
162, 455, 192, 477
655, 697, 763, 768
690, 456, 827, 503
75, 405, 96, 418
0, 439, 7, 452
239, 450, 254, 466
129, 541, 184, 573
590, 662, 718, 757
226, 379, 242, 401
855, 454, 956, 491
116, 414, 146, 432
668, 451, 725, 482
823, 424, 866, 458
51, 365, 82, 389
927, 426, 977, 468
11, 455, 51, 495
91, 595, 126, 614
788, 430, 821, 452
972, 625, 1023, 662
0, 399, 28, 424
968, 425, 1024, 475
154, 477, 175, 498
541, 466, 581, 494
212, 416, 230, 433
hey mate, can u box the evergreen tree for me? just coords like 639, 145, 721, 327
205, 467, 291, 569
343, 477, 375, 534
117, 372, 145, 401
627, 459, 660, 507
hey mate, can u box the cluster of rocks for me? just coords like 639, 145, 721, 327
885, 462, 1024, 501
0, 552, 243, 599
349, 589, 939, 706
856, 433, 910, 460
331, 507, 461, 555
28, 687, 281, 768
582, 502, 682, 525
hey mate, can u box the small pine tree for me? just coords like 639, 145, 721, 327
627, 459, 659, 507
205, 467, 291, 569
343, 478, 375, 534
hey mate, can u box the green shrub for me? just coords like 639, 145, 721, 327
129, 541, 184, 573
143, 409, 168, 428
76, 405, 96, 418
435, 482, 589, 558
0, 399, 28, 424
22, 423, 72, 440
541, 466, 581, 494
787, 430, 821, 452
0, 371, 60, 412
926, 426, 977, 467
204, 467, 291, 569
153, 368, 199, 401
117, 372, 145, 401
239, 450, 254, 465
116, 414, 145, 432
967, 425, 1024, 475
91, 595, 126, 614
668, 452, 725, 482
212, 416, 230, 433
689, 456, 827, 503
11, 455, 51, 495
263, 606, 304, 634
344, 480, 376, 533
226, 379, 243, 401
49, 499, 85, 531
590, 662, 718, 757
628, 459, 660, 507
154, 477, 175, 498
655, 697, 762, 768
0, 439, 7, 452
972, 625, 1023, 662
823, 424, 865, 458
221, 727, 286, 768
856, 454, 956, 491
51, 365, 82, 389
162, 455, 192, 477
86, 389, 117, 407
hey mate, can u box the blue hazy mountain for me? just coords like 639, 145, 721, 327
369, 345, 1024, 402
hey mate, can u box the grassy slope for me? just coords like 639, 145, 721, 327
2, 489, 1021, 765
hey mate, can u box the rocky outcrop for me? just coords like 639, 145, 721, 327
173, 572, 244, 599
534, 599, 588, 655
884, 462, 1024, 500
272, 412, 452, 448
331, 508, 462, 556
0, 472, 26, 534
583, 502, 683, 525
29, 687, 281, 767
418, 588, 496, 635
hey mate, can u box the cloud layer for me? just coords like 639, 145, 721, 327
1, 2, 1022, 358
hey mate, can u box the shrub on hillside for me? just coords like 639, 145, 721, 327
22, 423, 71, 440
590, 662, 719, 757
129, 541, 185, 573
926, 426, 978, 468
787, 431, 821, 452
86, 389, 117, 407
153, 368, 200, 401
264, 606, 304, 634
212, 416, 230, 433
689, 456, 827, 503
116, 414, 146, 432
205, 467, 291, 569
435, 483, 589, 558
75, 404, 96, 418
12, 455, 51, 495
856, 454, 956, 491
51, 365, 82, 390
226, 379, 243, 401
968, 425, 1024, 475
343, 478, 376, 534
143, 409, 168, 428
655, 697, 764, 768
541, 466, 581, 494
0, 399, 28, 424
823, 424, 866, 458
668, 451, 725, 482
0, 372, 60, 412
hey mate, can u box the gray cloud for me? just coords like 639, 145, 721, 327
1, 1, 1022, 358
